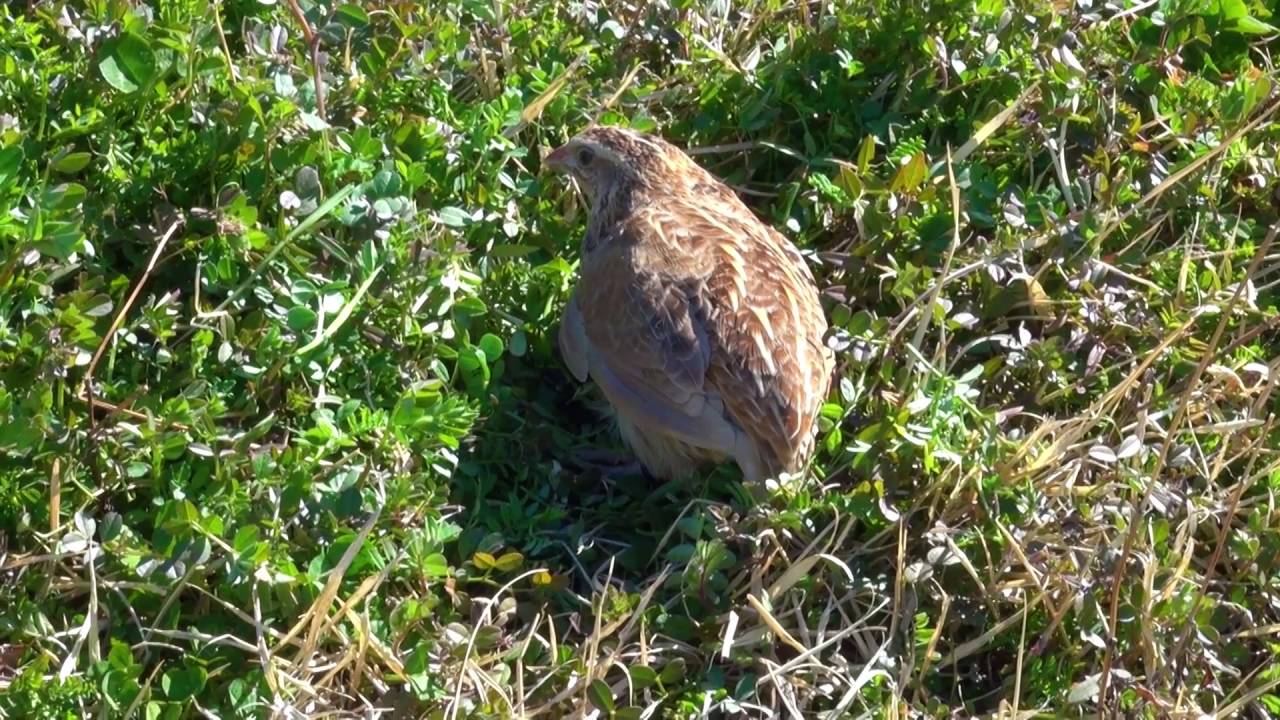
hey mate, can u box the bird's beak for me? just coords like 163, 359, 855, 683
544, 144, 572, 173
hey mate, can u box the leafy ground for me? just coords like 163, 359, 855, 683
1, 0, 1279, 717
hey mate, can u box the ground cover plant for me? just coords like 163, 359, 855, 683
1, 0, 1279, 717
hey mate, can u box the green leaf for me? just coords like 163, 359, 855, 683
438, 206, 471, 227
98, 33, 157, 93
629, 665, 658, 690
457, 345, 491, 394
423, 553, 449, 578
360, 240, 379, 275
42, 182, 87, 211
1218, 0, 1279, 33
824, 426, 843, 453
371, 169, 400, 197
665, 543, 695, 563
478, 333, 504, 362
287, 306, 317, 332
0, 145, 23, 186
675, 516, 703, 539
100, 512, 123, 543
53, 152, 92, 174
336, 4, 371, 26
847, 310, 872, 335
587, 679, 615, 713
107, 639, 136, 671
659, 657, 687, 685
889, 151, 928, 193
34, 221, 85, 261
95, 675, 133, 718
160, 665, 207, 701
857, 134, 876, 172
99, 56, 137, 93
508, 329, 528, 357
233, 526, 260, 555
836, 163, 862, 199
473, 551, 496, 570
1231, 13, 1278, 33
473, 624, 502, 650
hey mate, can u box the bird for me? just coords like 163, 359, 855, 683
545, 125, 834, 486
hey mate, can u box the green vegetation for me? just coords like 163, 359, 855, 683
2, 0, 1278, 717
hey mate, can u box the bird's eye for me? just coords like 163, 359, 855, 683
576, 148, 595, 166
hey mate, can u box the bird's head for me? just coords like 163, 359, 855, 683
544, 126, 671, 204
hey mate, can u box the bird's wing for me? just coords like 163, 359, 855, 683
558, 287, 590, 382
707, 245, 832, 473
659, 198, 833, 477
575, 219, 740, 456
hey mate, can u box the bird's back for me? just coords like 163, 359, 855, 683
586, 177, 832, 480
560, 126, 833, 483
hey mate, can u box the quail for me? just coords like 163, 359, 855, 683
546, 126, 833, 485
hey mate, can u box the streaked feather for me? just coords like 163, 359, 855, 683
551, 126, 834, 484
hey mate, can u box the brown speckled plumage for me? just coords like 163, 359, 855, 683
547, 126, 833, 484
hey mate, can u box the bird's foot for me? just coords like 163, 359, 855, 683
572, 448, 635, 467
570, 448, 650, 480
604, 461, 651, 481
